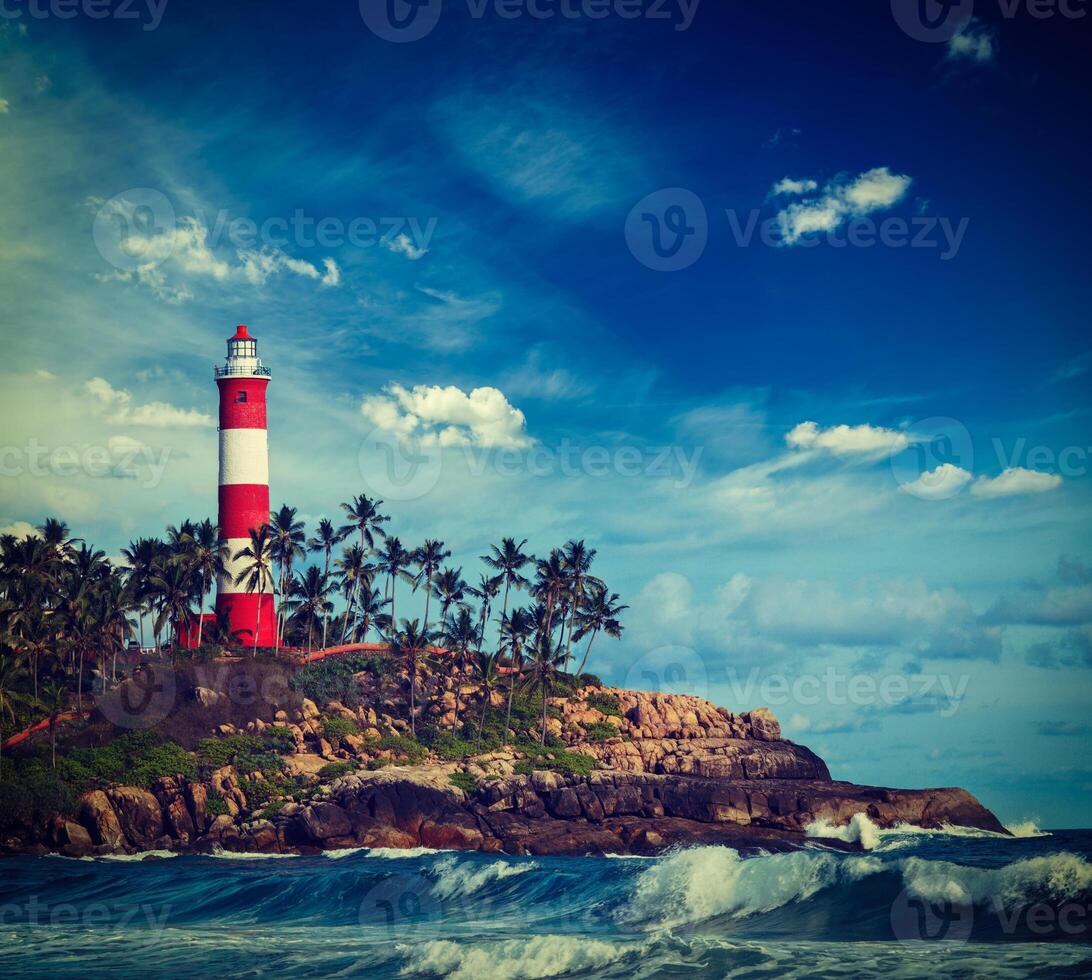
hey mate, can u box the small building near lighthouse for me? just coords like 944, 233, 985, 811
213, 325, 278, 647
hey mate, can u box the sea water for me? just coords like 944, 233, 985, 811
1, 824, 1090, 978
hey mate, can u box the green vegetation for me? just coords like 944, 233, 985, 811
196, 732, 286, 777
256, 799, 287, 820
317, 761, 355, 780
367, 733, 427, 764
291, 654, 390, 706
320, 715, 359, 741
584, 721, 620, 742
585, 692, 622, 717
239, 772, 301, 809
513, 741, 599, 777
448, 770, 478, 794
205, 790, 229, 818
264, 726, 296, 753
420, 729, 477, 761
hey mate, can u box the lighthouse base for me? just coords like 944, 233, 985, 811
215, 592, 278, 648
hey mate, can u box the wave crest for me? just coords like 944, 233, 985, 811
399, 936, 642, 980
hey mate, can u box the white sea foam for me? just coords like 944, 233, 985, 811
366, 846, 453, 859
618, 846, 884, 928
430, 855, 537, 899
206, 848, 299, 860
398, 935, 643, 980
901, 851, 1092, 909
805, 813, 881, 850
1005, 819, 1051, 839
98, 849, 179, 861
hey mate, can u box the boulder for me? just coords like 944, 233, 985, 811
106, 787, 164, 849
54, 818, 95, 858
78, 790, 125, 850
301, 802, 353, 840
185, 782, 208, 833
194, 687, 223, 708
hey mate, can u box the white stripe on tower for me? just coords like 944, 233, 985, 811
218, 428, 269, 486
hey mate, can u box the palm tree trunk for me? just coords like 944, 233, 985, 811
321, 551, 331, 650
477, 688, 490, 751
253, 597, 261, 655
50, 720, 57, 769
576, 629, 599, 679
409, 659, 416, 737
76, 648, 84, 713
422, 581, 431, 638
197, 571, 206, 647
540, 674, 548, 745
504, 660, 517, 746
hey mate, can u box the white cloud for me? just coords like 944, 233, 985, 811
84, 377, 214, 428
971, 467, 1062, 499
0, 97, 9, 114
786, 420, 909, 458
0, 520, 39, 540
34, 369, 56, 382
771, 177, 818, 196
898, 463, 974, 500
385, 233, 428, 261
320, 257, 341, 286
947, 18, 997, 65
361, 382, 533, 449
774, 167, 913, 245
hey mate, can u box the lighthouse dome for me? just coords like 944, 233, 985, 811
216, 324, 270, 379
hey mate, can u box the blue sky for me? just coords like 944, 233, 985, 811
1, 1, 1090, 825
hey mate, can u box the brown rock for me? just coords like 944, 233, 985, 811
185, 782, 208, 833
301, 802, 353, 840
106, 787, 164, 849
78, 790, 125, 850
165, 795, 196, 843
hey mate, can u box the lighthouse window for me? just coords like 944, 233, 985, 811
236, 391, 248, 403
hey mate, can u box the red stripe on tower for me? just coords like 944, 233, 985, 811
214, 325, 277, 647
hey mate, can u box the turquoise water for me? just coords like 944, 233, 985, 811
1, 828, 1090, 978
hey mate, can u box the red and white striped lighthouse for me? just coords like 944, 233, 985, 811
215, 325, 277, 647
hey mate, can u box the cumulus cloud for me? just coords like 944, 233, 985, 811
361, 383, 533, 449
0, 520, 39, 540
970, 467, 1062, 498
773, 167, 912, 245
385, 233, 428, 261
947, 18, 997, 65
85, 377, 215, 428
986, 558, 1092, 628
786, 420, 909, 458
898, 463, 974, 500
1027, 626, 1092, 670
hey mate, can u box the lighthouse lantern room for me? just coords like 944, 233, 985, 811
214, 325, 277, 647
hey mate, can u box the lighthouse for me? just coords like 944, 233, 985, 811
214, 325, 277, 647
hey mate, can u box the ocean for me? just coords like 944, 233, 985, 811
1, 824, 1090, 979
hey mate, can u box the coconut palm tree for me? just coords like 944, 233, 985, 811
376, 537, 413, 627
482, 537, 532, 654
388, 618, 434, 738
285, 566, 333, 657
334, 544, 372, 643
37, 680, 69, 770
467, 573, 502, 653
308, 518, 346, 648
432, 567, 468, 626
472, 649, 501, 752
353, 586, 391, 644
523, 630, 567, 745
121, 536, 160, 651
270, 505, 307, 652
560, 540, 604, 671
0, 654, 33, 778
411, 539, 450, 637
338, 494, 390, 552
149, 561, 193, 653
573, 586, 628, 678
97, 572, 137, 687
233, 525, 276, 654
499, 606, 534, 745
532, 550, 568, 658
178, 519, 226, 648
440, 607, 479, 733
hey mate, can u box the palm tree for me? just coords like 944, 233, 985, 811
179, 519, 225, 648
440, 607, 479, 733
270, 505, 306, 652
376, 537, 413, 626
285, 566, 333, 656
121, 536, 160, 651
560, 540, 604, 671
353, 586, 391, 644
523, 630, 567, 745
432, 567, 468, 625
334, 544, 372, 643
573, 586, 628, 678
0, 654, 33, 778
472, 649, 501, 752
338, 494, 389, 552
483, 537, 532, 655
308, 518, 346, 649
467, 573, 502, 652
233, 525, 276, 654
149, 561, 193, 652
388, 618, 434, 738
38, 680, 69, 770
412, 539, 450, 637
13, 606, 54, 700
499, 606, 534, 744
532, 550, 568, 659
97, 572, 137, 687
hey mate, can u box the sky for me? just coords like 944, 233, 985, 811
1, 0, 1090, 826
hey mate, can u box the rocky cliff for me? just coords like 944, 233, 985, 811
8, 687, 1008, 858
